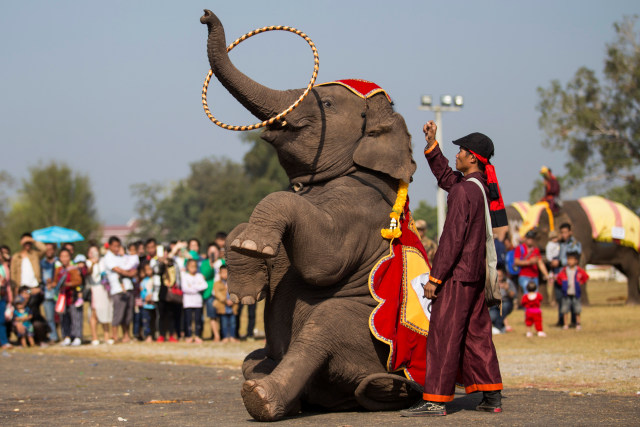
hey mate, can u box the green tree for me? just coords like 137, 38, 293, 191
412, 200, 438, 241
0, 171, 14, 239
536, 16, 640, 213
131, 132, 290, 243
2, 162, 100, 251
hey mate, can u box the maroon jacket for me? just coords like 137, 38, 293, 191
425, 143, 488, 285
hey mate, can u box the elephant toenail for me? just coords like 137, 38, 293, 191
241, 296, 256, 305
262, 246, 275, 256
230, 239, 241, 248
241, 240, 258, 251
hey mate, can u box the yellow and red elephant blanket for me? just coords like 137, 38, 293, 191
368, 201, 431, 387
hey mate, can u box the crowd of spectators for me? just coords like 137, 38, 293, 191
491, 222, 588, 336
0, 231, 258, 349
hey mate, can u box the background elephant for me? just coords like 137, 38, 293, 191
201, 10, 422, 421
506, 201, 640, 305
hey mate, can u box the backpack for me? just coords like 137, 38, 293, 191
505, 248, 518, 276
468, 178, 502, 307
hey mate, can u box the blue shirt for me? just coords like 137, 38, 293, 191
41, 257, 59, 300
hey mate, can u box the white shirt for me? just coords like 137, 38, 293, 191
545, 241, 560, 261
181, 271, 208, 308
86, 259, 103, 287
21, 256, 39, 287
103, 251, 136, 295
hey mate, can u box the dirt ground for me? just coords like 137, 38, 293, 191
1, 353, 639, 426
2, 280, 639, 425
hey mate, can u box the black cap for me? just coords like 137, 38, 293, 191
566, 251, 580, 259
525, 230, 537, 239
452, 132, 494, 160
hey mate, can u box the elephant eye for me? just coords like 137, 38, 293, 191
322, 100, 332, 108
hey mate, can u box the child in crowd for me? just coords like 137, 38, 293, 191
521, 281, 546, 338
13, 296, 35, 347
182, 259, 207, 343
73, 254, 88, 307
139, 263, 156, 342
556, 251, 589, 330
214, 265, 238, 343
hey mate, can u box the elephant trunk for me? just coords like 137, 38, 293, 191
200, 10, 301, 122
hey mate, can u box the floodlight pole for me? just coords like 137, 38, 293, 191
418, 104, 461, 242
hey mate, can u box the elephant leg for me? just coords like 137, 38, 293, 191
230, 191, 356, 286
242, 348, 278, 380
240, 306, 333, 421
226, 224, 270, 303
230, 191, 320, 258
355, 373, 423, 411
620, 257, 640, 305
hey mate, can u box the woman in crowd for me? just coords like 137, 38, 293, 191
54, 249, 84, 346
86, 244, 113, 345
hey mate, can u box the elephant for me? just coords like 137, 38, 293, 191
201, 10, 424, 421
505, 201, 640, 305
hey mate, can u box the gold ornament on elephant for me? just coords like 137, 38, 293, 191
381, 180, 409, 239
201, 25, 320, 131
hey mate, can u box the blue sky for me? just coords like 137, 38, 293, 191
1, 1, 639, 224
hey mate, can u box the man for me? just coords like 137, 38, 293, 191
557, 223, 581, 327
539, 166, 560, 212
201, 242, 222, 342
103, 236, 137, 343
145, 238, 164, 340
415, 219, 438, 262
10, 233, 49, 344
41, 243, 60, 342
514, 230, 549, 294
401, 122, 505, 417
10, 233, 44, 294
558, 223, 582, 267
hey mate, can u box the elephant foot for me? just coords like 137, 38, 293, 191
230, 224, 281, 258
241, 379, 289, 422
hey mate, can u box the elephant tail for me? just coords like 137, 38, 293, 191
354, 373, 423, 411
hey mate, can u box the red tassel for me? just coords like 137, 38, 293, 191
469, 151, 508, 228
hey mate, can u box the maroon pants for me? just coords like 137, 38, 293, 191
423, 279, 502, 402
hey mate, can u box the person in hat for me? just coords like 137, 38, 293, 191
401, 121, 507, 417
514, 229, 549, 294
414, 219, 438, 262
539, 166, 560, 212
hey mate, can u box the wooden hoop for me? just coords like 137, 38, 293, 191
201, 26, 319, 131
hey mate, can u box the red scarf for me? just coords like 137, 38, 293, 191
468, 150, 508, 228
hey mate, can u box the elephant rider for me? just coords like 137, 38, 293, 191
401, 121, 506, 417
539, 166, 560, 213
415, 219, 438, 261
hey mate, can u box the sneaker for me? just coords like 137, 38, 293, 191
537, 331, 547, 337
74, 298, 84, 308
400, 400, 447, 417
61, 337, 71, 346
505, 326, 514, 332
71, 337, 82, 346
476, 391, 503, 413
492, 326, 502, 335
91, 340, 100, 346
106, 339, 115, 345
562, 325, 569, 330
526, 331, 533, 338
168, 336, 179, 343
576, 324, 581, 331
156, 336, 165, 343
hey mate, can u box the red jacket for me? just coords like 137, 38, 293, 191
556, 266, 588, 298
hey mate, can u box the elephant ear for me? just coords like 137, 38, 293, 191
353, 96, 416, 182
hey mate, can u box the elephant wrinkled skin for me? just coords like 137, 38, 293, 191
201, 10, 422, 421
